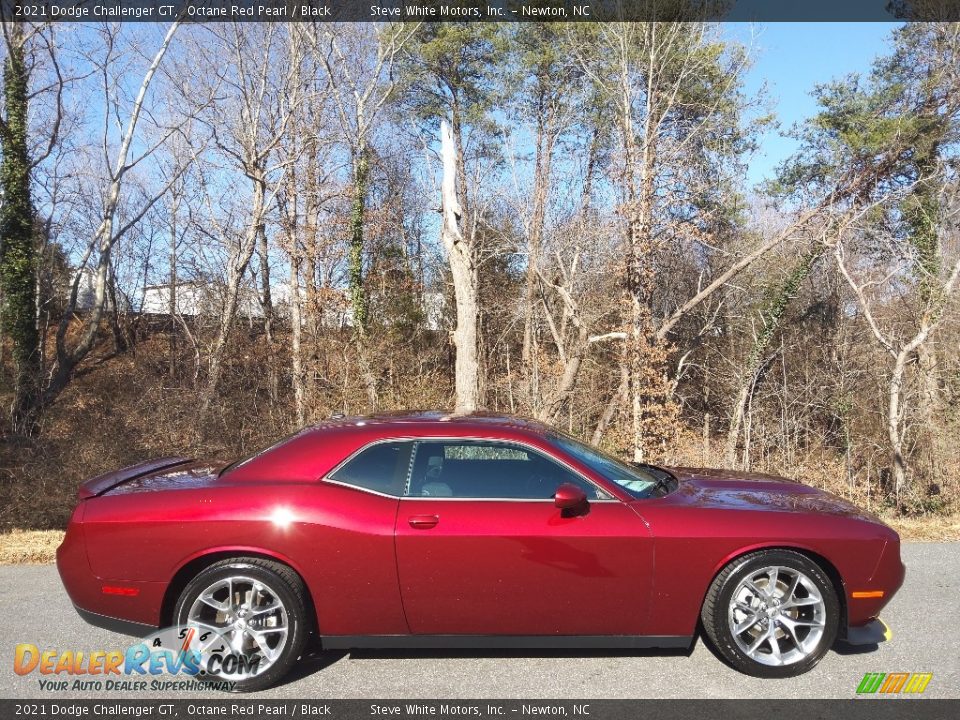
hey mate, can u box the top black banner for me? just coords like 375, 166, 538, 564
1, 0, 959, 22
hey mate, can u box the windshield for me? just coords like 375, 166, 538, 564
548, 434, 669, 499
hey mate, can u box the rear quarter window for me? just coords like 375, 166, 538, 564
328, 441, 412, 496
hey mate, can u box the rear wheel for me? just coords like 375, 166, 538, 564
173, 557, 308, 692
701, 550, 839, 678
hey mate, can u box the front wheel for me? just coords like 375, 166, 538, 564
173, 557, 308, 692
700, 550, 839, 678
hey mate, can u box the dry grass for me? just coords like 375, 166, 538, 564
0, 529, 64, 564
885, 513, 960, 542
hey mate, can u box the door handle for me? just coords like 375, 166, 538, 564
408, 514, 439, 529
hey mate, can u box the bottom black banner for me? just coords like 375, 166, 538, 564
1, 700, 957, 720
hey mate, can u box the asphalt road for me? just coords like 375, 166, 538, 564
1, 543, 956, 700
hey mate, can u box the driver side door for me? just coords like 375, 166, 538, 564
394, 439, 653, 636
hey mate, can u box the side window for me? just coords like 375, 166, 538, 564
406, 441, 606, 500
328, 441, 412, 496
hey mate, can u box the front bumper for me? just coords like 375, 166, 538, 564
843, 617, 892, 646
845, 537, 906, 627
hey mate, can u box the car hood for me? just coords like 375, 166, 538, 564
665, 466, 885, 523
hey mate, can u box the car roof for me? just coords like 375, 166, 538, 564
222, 411, 560, 484
310, 410, 554, 436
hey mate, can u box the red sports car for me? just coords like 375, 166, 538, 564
57, 412, 904, 691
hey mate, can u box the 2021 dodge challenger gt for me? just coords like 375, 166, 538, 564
57, 412, 904, 691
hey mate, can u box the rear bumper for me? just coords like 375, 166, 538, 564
57, 503, 166, 628
74, 606, 155, 637
57, 525, 149, 635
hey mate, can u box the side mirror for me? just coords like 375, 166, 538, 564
554, 483, 588, 512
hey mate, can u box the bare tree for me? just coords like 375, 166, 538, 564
312, 23, 418, 409
275, 26, 340, 426
193, 24, 305, 408
315, 22, 418, 332
507, 25, 583, 404
47, 22, 187, 404
572, 23, 784, 459
833, 214, 960, 501
724, 245, 825, 466
440, 119, 480, 413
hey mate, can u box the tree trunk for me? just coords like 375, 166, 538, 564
522, 116, 553, 412
888, 348, 910, 504
47, 250, 111, 402
203, 174, 265, 409
258, 225, 273, 343
348, 146, 369, 333
281, 143, 307, 426
0, 28, 40, 434
107, 262, 127, 353
303, 137, 320, 409
916, 342, 940, 481
724, 382, 751, 468
725, 249, 821, 466
626, 72, 674, 462
908, 145, 942, 480
168, 192, 179, 379
356, 340, 379, 411
440, 119, 479, 413
289, 248, 305, 427
592, 363, 630, 446
542, 326, 588, 423
617, 24, 680, 463
204, 262, 245, 410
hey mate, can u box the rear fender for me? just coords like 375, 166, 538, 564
161, 546, 316, 631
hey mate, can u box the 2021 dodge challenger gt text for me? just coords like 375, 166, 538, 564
57, 412, 904, 691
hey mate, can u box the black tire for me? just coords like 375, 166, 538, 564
700, 549, 839, 678
173, 557, 308, 692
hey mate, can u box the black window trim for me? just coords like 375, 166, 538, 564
322, 436, 617, 502
324, 439, 413, 498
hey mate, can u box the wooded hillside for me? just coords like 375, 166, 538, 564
1, 21, 959, 529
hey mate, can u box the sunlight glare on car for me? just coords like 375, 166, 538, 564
269, 506, 296, 529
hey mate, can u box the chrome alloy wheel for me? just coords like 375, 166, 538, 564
187, 574, 289, 679
727, 565, 826, 666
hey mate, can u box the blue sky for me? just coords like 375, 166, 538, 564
728, 22, 899, 187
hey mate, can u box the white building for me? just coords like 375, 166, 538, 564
82, 275, 446, 332
66, 268, 129, 311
